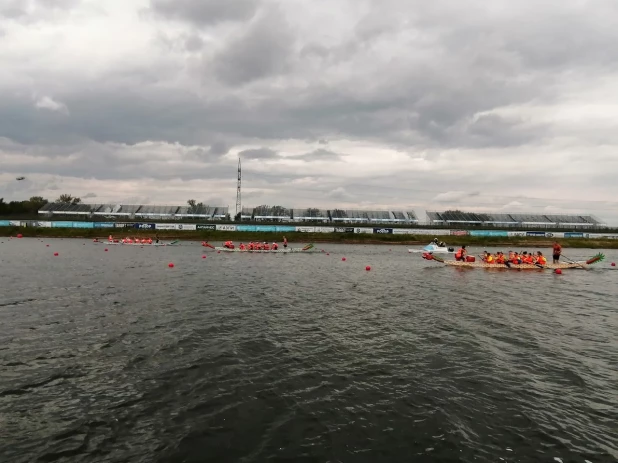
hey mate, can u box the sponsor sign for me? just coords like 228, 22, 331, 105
334, 227, 355, 233
412, 229, 451, 236
469, 230, 508, 237
254, 225, 276, 232
133, 223, 156, 230
37, 221, 53, 228
275, 226, 296, 232
0, 220, 10, 227
550, 232, 564, 238
450, 230, 469, 236
507, 231, 526, 237
71, 222, 94, 229
115, 222, 135, 228
51, 221, 74, 228
314, 226, 335, 233
10, 220, 22, 226
296, 226, 315, 233
176, 223, 196, 231
354, 227, 373, 234
94, 222, 115, 228
216, 224, 237, 231
392, 229, 415, 235
197, 224, 216, 230
564, 232, 584, 238
372, 227, 393, 234
154, 223, 177, 230
525, 231, 546, 237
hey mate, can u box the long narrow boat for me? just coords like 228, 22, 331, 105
215, 244, 318, 253
95, 240, 180, 247
422, 252, 604, 270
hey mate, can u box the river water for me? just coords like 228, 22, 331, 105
0, 238, 616, 463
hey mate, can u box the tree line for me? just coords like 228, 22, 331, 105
0, 194, 81, 216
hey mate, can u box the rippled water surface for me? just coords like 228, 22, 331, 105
1, 238, 617, 463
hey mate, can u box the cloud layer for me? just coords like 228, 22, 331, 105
1, 0, 617, 223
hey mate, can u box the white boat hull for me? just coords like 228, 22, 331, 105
409, 244, 455, 254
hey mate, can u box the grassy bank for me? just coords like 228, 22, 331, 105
1, 226, 618, 249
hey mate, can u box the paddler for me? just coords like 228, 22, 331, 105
239, 243, 246, 250
552, 241, 562, 264
483, 251, 494, 264
454, 245, 467, 261
108, 234, 113, 242
272, 242, 278, 250
283, 236, 288, 248
263, 241, 270, 250
495, 252, 505, 264
536, 251, 547, 265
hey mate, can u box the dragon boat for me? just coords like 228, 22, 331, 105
214, 243, 318, 253
422, 252, 604, 270
95, 240, 180, 247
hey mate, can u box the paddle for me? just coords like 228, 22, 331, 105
301, 243, 314, 251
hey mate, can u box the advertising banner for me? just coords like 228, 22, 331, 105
176, 223, 196, 231
450, 230, 469, 236
115, 222, 135, 228
132, 223, 155, 230
10, 220, 22, 226
36, 221, 53, 228
372, 227, 393, 234
469, 230, 508, 237
507, 231, 526, 237
564, 232, 584, 238
295, 226, 315, 233
197, 224, 216, 230
334, 227, 355, 233
71, 222, 94, 228
154, 223, 177, 230
525, 231, 546, 237
254, 225, 276, 232
275, 226, 296, 232
550, 232, 564, 238
51, 221, 74, 228
314, 227, 335, 233
392, 229, 415, 235
216, 224, 238, 231
413, 229, 451, 236
0, 220, 10, 227
94, 222, 115, 228
354, 227, 373, 234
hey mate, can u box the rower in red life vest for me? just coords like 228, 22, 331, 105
283, 236, 288, 248
224, 240, 234, 249
108, 234, 113, 242
536, 251, 547, 265
239, 243, 246, 250
272, 242, 278, 250
454, 245, 467, 261
263, 242, 270, 250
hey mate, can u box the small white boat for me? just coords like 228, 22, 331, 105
408, 243, 455, 254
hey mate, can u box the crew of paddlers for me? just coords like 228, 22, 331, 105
223, 241, 280, 251
454, 245, 548, 265
107, 234, 159, 244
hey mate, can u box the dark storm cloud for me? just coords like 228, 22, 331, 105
209, 8, 294, 86
147, 0, 259, 27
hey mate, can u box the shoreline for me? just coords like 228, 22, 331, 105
1, 227, 618, 249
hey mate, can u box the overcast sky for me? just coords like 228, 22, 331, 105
1, 0, 617, 223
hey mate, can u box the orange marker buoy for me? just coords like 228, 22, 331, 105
53, 252, 59, 256
365, 265, 371, 271
554, 269, 562, 275
168, 262, 174, 268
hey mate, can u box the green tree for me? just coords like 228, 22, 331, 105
56, 194, 81, 205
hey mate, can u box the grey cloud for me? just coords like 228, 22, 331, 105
1, 0, 80, 22
83, 192, 97, 199
238, 148, 279, 160
148, 0, 259, 26
293, 149, 342, 162
210, 7, 294, 86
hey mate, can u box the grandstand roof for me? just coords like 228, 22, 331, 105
427, 210, 602, 226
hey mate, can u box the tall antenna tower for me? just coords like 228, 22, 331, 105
235, 157, 242, 220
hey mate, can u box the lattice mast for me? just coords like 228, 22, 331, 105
235, 157, 241, 219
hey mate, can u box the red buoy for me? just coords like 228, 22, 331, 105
554, 269, 562, 275
46, 244, 49, 247
168, 262, 174, 268
17, 233, 23, 238
53, 252, 59, 256
104, 248, 108, 252
611, 262, 615, 266
365, 265, 371, 271
202, 255, 206, 259
326, 253, 330, 256
342, 257, 346, 261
